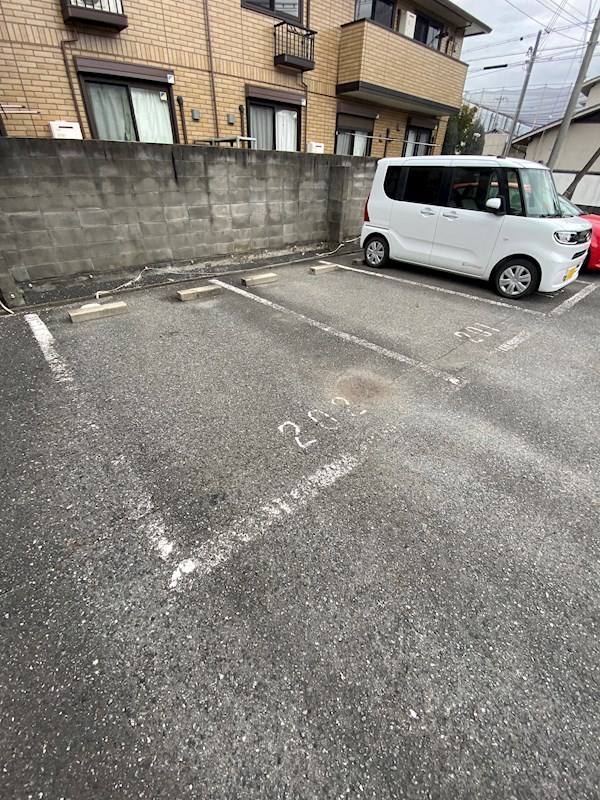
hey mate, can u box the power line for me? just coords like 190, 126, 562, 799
462, 19, 593, 54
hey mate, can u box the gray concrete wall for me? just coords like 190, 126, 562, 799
0, 138, 376, 302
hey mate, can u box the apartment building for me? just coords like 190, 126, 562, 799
0, 0, 490, 158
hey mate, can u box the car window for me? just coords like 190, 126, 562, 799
383, 166, 402, 200
558, 195, 583, 216
505, 169, 524, 216
449, 167, 499, 211
402, 166, 443, 205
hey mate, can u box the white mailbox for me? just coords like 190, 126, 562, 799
307, 141, 325, 154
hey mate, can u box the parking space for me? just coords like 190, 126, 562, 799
2, 254, 600, 798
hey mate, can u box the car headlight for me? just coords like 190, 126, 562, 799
554, 229, 592, 244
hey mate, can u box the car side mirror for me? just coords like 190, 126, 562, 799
486, 197, 505, 215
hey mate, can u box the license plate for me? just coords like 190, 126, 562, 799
564, 266, 578, 282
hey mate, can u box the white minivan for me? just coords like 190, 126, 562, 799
361, 156, 592, 299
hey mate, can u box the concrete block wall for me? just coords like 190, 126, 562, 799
0, 138, 376, 296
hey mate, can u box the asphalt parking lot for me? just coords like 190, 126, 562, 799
2, 253, 599, 799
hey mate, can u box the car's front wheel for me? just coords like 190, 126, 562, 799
364, 235, 389, 268
492, 258, 540, 299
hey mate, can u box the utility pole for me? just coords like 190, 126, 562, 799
547, 8, 600, 169
503, 31, 542, 156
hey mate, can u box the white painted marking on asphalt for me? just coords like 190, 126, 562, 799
24, 313, 74, 385
549, 282, 597, 316
169, 453, 359, 588
497, 330, 531, 352
210, 280, 466, 387
22, 319, 176, 563
321, 262, 546, 317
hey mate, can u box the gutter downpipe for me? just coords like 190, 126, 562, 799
203, 0, 220, 138
61, 29, 86, 137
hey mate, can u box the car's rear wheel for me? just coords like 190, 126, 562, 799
364, 235, 389, 268
492, 258, 540, 299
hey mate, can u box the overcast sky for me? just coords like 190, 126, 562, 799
458, 0, 599, 128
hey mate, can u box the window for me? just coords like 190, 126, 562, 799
335, 112, 373, 157
403, 126, 433, 157
519, 168, 561, 218
249, 102, 299, 151
449, 167, 500, 212
505, 169, 525, 216
244, 0, 301, 21
336, 130, 371, 156
84, 79, 175, 144
414, 14, 443, 50
383, 166, 402, 199
354, 0, 394, 29
402, 166, 443, 205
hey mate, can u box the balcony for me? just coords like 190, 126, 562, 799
61, 0, 128, 31
337, 19, 467, 117
274, 22, 315, 72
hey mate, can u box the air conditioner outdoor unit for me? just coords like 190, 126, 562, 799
398, 10, 417, 38
49, 120, 83, 139
307, 141, 325, 154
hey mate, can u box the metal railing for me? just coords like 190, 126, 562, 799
274, 21, 315, 65
65, 0, 125, 13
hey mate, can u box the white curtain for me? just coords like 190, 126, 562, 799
336, 132, 352, 155
353, 133, 368, 157
275, 109, 297, 152
130, 87, 174, 144
405, 128, 418, 157
250, 105, 273, 150
87, 82, 135, 141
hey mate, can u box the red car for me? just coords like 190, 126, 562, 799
558, 195, 600, 270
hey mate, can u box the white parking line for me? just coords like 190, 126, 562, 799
320, 262, 546, 317
24, 313, 74, 385
210, 279, 466, 387
24, 315, 177, 565
549, 282, 597, 316
169, 453, 360, 589
497, 330, 531, 352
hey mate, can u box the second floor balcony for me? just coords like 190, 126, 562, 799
61, 0, 129, 31
274, 21, 315, 72
337, 17, 467, 118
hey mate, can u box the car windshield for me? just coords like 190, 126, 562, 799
520, 168, 561, 218
558, 195, 583, 217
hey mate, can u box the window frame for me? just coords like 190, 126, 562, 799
80, 74, 178, 144
335, 113, 373, 157
414, 12, 444, 51
242, 0, 303, 24
247, 98, 302, 152
402, 125, 434, 157
354, 0, 395, 29
335, 129, 372, 157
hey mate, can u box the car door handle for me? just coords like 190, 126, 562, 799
420, 208, 436, 217
443, 212, 459, 220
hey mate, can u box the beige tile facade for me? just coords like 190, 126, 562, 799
0, 0, 472, 156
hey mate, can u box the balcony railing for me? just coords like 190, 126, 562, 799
274, 22, 315, 72
61, 0, 128, 30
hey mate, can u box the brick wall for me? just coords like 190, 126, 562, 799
0, 0, 461, 153
0, 137, 376, 297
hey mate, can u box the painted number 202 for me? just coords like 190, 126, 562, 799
278, 397, 366, 451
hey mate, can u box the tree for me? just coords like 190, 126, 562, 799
442, 104, 485, 156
